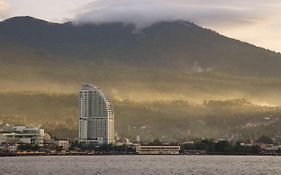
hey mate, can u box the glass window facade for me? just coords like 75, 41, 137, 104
79, 84, 114, 144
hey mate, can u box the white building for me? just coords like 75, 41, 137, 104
55, 140, 70, 150
136, 146, 181, 155
79, 84, 114, 144
0, 126, 48, 146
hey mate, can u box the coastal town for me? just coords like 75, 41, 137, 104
1, 84, 281, 156
1, 123, 281, 156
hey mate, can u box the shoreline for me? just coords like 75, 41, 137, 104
1, 153, 280, 157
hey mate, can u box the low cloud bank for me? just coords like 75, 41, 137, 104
73, 0, 269, 29
72, 0, 281, 51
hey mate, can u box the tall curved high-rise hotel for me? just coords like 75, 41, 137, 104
79, 84, 114, 144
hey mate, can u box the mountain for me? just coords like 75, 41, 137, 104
1, 17, 281, 101
1, 16, 281, 140
1, 16, 281, 76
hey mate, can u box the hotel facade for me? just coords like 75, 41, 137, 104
0, 126, 49, 146
79, 84, 114, 144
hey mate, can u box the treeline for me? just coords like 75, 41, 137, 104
182, 140, 261, 154
17, 143, 64, 152
144, 136, 278, 155
181, 135, 278, 154
70, 142, 136, 154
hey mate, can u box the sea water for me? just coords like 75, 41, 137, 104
0, 155, 280, 175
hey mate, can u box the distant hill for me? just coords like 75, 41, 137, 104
1, 16, 281, 140
1, 16, 281, 77
0, 17, 281, 102
0, 93, 280, 141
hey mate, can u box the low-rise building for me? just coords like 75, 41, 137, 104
0, 126, 49, 146
0, 143, 17, 153
263, 146, 280, 155
136, 145, 180, 155
55, 140, 70, 151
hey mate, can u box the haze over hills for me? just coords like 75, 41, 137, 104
1, 16, 281, 140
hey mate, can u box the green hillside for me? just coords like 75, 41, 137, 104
1, 17, 281, 140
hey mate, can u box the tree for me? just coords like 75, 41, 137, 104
17, 144, 40, 151
148, 139, 162, 146
256, 135, 273, 144
215, 140, 231, 153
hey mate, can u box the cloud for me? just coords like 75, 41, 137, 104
72, 0, 281, 51
73, 0, 271, 29
0, 0, 10, 19
192, 62, 213, 73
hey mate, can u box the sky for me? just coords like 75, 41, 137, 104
0, 0, 281, 52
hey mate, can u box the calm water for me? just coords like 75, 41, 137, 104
0, 155, 281, 175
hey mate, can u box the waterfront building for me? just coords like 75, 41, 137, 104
55, 140, 70, 150
0, 126, 49, 146
136, 146, 181, 155
263, 146, 281, 155
0, 143, 17, 153
79, 84, 114, 144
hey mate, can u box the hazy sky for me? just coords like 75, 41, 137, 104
0, 0, 281, 52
